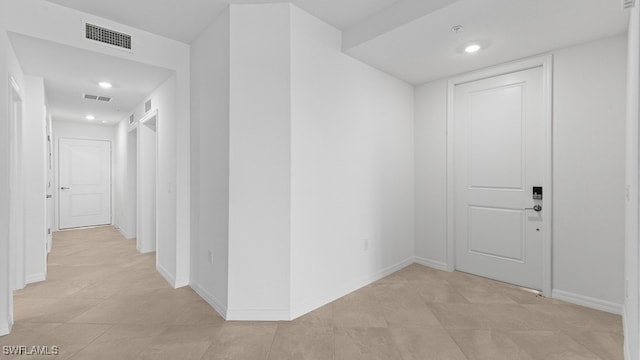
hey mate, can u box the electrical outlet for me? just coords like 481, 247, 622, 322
363, 239, 369, 251
208, 250, 214, 264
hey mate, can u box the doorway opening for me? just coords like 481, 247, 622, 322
135, 110, 158, 254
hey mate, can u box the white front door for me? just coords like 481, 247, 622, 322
58, 138, 111, 229
454, 67, 545, 290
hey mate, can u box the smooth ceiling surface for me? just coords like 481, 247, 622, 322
346, 0, 630, 84
45, 0, 403, 43
9, 32, 174, 124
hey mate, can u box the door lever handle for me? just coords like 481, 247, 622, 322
525, 205, 542, 212
60, 187, 70, 190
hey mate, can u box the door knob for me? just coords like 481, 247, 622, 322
525, 205, 542, 212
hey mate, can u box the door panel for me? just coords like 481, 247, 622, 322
58, 138, 111, 229
469, 84, 524, 189
454, 67, 544, 290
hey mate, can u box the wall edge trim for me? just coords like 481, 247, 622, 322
414, 257, 449, 272
156, 263, 176, 288
191, 283, 227, 320
25, 273, 46, 285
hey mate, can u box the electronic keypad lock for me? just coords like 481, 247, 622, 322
533, 186, 543, 200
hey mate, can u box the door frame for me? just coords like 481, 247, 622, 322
55, 137, 113, 230
8, 75, 25, 291
446, 54, 553, 296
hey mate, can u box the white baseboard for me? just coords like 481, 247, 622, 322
226, 308, 291, 321
156, 263, 176, 288
25, 273, 46, 285
191, 283, 227, 319
289, 257, 415, 320
0, 316, 12, 336
174, 276, 190, 289
413, 257, 449, 272
137, 246, 155, 254
552, 289, 623, 315
114, 224, 135, 240
623, 304, 631, 360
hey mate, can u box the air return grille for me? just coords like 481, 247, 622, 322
85, 23, 132, 50
623, 0, 636, 9
83, 93, 112, 102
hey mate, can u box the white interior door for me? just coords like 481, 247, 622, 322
58, 138, 111, 229
454, 66, 545, 290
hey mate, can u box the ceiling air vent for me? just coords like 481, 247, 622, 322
623, 0, 636, 9
83, 93, 112, 102
145, 99, 152, 113
85, 23, 132, 50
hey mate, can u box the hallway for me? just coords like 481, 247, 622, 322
1, 227, 624, 359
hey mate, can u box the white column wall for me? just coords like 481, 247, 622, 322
189, 8, 231, 316
226, 4, 292, 320
23, 76, 47, 284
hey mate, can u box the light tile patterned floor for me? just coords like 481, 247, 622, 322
0, 226, 623, 359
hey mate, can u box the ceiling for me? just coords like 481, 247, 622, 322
45, 0, 404, 44
43, 0, 630, 86
5, 1, 627, 130
347, 0, 629, 84
8, 32, 174, 125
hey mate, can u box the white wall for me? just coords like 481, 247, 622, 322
415, 35, 627, 312
189, 4, 415, 321
227, 4, 292, 320
23, 76, 47, 284
190, 8, 230, 316
0, 12, 26, 334
414, 79, 448, 269
114, 120, 136, 239
624, 4, 639, 359
552, 35, 626, 309
289, 6, 415, 318
137, 118, 157, 253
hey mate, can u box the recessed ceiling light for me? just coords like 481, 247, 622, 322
102, 120, 108, 124
86, 115, 95, 120
98, 82, 112, 89
465, 44, 481, 53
